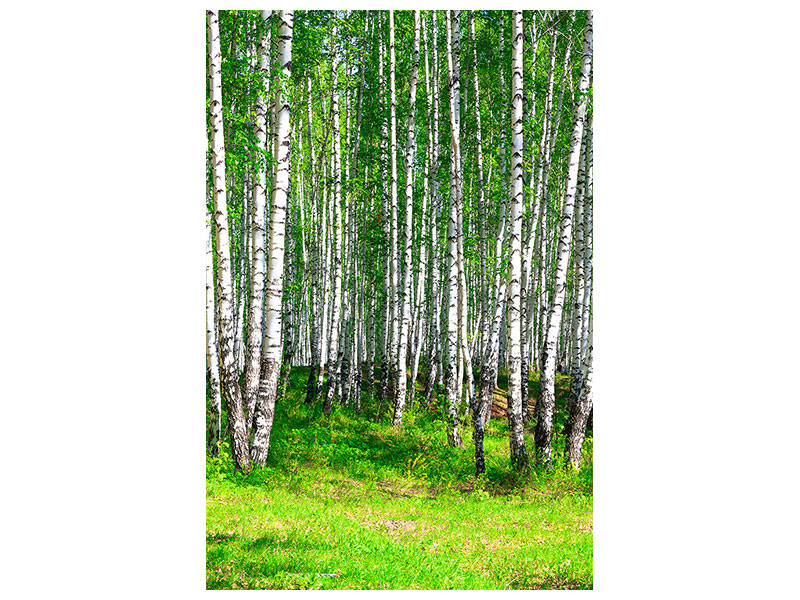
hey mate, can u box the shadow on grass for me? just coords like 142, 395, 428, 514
216, 366, 591, 499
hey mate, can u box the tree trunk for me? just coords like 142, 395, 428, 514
207, 9, 250, 471
444, 10, 463, 447
305, 75, 322, 405
251, 10, 294, 465
535, 10, 592, 468
206, 214, 222, 456
563, 129, 588, 444
425, 10, 443, 407
393, 10, 420, 427
244, 10, 272, 431
507, 9, 530, 470
566, 309, 592, 469
323, 20, 344, 415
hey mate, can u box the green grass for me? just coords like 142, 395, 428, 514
207, 366, 592, 590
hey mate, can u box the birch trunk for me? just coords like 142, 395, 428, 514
377, 21, 392, 408
208, 10, 250, 471
444, 10, 462, 447
206, 214, 222, 456
469, 14, 488, 471
507, 9, 530, 470
519, 12, 539, 426
425, 10, 443, 407
251, 10, 293, 465
471, 13, 488, 367
393, 10, 420, 427
243, 10, 272, 431
566, 309, 592, 470
410, 11, 434, 398
535, 10, 592, 468
323, 21, 344, 414
305, 75, 322, 404
580, 115, 593, 366
452, 11, 474, 424
563, 130, 587, 443
387, 10, 401, 418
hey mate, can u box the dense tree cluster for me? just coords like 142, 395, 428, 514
206, 9, 593, 474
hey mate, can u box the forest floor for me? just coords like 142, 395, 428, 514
206, 367, 592, 590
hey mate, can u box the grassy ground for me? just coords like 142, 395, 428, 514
206, 366, 592, 590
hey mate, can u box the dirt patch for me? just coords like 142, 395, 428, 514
367, 519, 445, 541
376, 480, 431, 499
382, 519, 418, 531
489, 388, 535, 420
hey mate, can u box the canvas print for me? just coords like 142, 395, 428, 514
206, 9, 593, 589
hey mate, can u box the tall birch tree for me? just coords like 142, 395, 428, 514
393, 10, 420, 427
323, 19, 344, 415
206, 214, 222, 456
251, 10, 294, 464
208, 9, 250, 471
507, 9, 529, 470
535, 10, 592, 467
444, 9, 462, 447
243, 10, 272, 431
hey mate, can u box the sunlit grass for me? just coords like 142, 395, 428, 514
207, 366, 592, 589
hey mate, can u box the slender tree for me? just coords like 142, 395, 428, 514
444, 9, 463, 447
567, 309, 592, 469
387, 10, 401, 418
535, 10, 592, 467
425, 10, 444, 407
507, 9, 529, 470
243, 10, 272, 431
206, 214, 222, 456
393, 10, 421, 426
251, 10, 294, 464
208, 9, 250, 471
323, 19, 344, 414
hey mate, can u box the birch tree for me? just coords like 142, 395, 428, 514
243, 10, 272, 431
506, 9, 529, 470
387, 10, 401, 417
206, 214, 222, 456
305, 75, 323, 405
208, 9, 250, 471
535, 10, 592, 467
444, 10, 463, 447
251, 10, 294, 465
566, 309, 592, 469
323, 19, 344, 415
205, 9, 594, 472
393, 10, 420, 427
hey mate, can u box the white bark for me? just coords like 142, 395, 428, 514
323, 20, 343, 414
425, 10, 443, 405
304, 75, 322, 404
580, 115, 593, 365
535, 10, 592, 468
565, 129, 588, 430
393, 10, 420, 427
377, 20, 392, 407
243, 10, 272, 431
388, 10, 401, 413
410, 11, 432, 399
471, 13, 489, 366
444, 10, 462, 447
567, 308, 592, 470
507, 9, 529, 470
208, 10, 250, 471
251, 10, 293, 465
